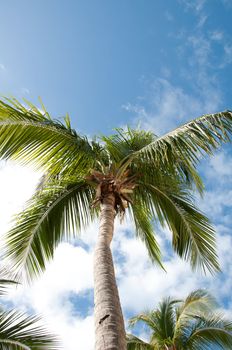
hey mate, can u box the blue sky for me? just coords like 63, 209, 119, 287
0, 0, 232, 349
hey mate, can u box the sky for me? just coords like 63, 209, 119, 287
0, 0, 232, 349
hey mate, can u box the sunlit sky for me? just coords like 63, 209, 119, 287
0, 1, 232, 349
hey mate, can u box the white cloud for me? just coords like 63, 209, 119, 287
205, 151, 232, 179
6, 242, 95, 350
0, 162, 41, 241
198, 150, 232, 224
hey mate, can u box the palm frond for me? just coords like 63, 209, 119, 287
131, 111, 232, 191
184, 313, 232, 350
101, 127, 156, 165
5, 176, 96, 280
174, 289, 217, 342
129, 299, 179, 348
126, 334, 153, 350
176, 289, 216, 319
128, 202, 163, 269
152, 298, 179, 343
129, 312, 159, 333
0, 98, 94, 175
141, 182, 219, 274
0, 268, 19, 296
0, 310, 60, 349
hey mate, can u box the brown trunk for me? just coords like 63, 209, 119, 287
94, 193, 126, 349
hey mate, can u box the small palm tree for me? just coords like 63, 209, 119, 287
0, 98, 231, 349
127, 289, 232, 350
0, 269, 59, 349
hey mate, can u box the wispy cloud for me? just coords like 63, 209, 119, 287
210, 30, 224, 41
196, 14, 208, 28
223, 44, 232, 65
164, 11, 174, 21
123, 76, 222, 135
179, 0, 206, 13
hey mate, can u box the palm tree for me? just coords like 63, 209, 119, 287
0, 269, 59, 349
127, 289, 232, 350
0, 98, 231, 349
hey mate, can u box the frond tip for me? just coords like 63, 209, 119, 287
0, 310, 60, 349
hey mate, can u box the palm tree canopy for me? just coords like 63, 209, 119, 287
0, 98, 232, 279
127, 289, 232, 350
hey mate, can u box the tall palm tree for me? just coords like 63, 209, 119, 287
0, 269, 59, 349
0, 98, 231, 349
127, 289, 232, 350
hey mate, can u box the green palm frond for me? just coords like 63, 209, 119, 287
140, 181, 219, 274
126, 334, 153, 350
131, 111, 232, 190
129, 203, 163, 269
184, 313, 232, 350
154, 298, 178, 341
176, 289, 216, 320
5, 176, 96, 280
0, 99, 94, 175
102, 127, 156, 164
0, 310, 60, 349
174, 290, 217, 342
129, 312, 158, 331
0, 268, 18, 296
129, 300, 179, 348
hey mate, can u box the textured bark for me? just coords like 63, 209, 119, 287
94, 193, 126, 350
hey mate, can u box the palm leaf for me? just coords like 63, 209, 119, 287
129, 299, 179, 348
5, 176, 96, 280
140, 182, 219, 274
128, 202, 163, 269
0, 310, 60, 349
0, 99, 94, 175
156, 298, 177, 341
174, 289, 217, 342
130, 111, 232, 190
0, 268, 18, 296
129, 312, 158, 331
184, 314, 232, 350
102, 127, 156, 164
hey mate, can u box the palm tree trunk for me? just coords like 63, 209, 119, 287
94, 193, 126, 350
